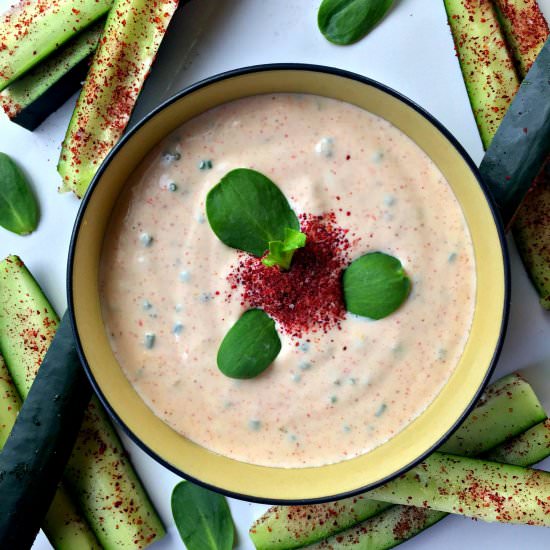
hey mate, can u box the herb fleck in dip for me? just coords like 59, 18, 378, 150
100, 94, 475, 467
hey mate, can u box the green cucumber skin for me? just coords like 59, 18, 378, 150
0, 353, 20, 448
0, 0, 112, 91
492, 0, 549, 78
9, 57, 92, 130
65, 396, 166, 549
0, 315, 101, 549
0, 20, 104, 131
496, 3, 550, 309
448, 0, 550, 303
478, 37, 550, 225
58, 0, 180, 197
0, 255, 60, 397
0, 314, 92, 549
250, 500, 393, 550
249, 373, 545, 549
513, 161, 550, 309
485, 419, 550, 467
493, 1, 550, 309
306, 507, 445, 549
312, 420, 550, 549
438, 373, 546, 456
442, 0, 520, 150
367, 451, 550, 525
0, 255, 165, 548
1, 324, 100, 549
41, 488, 103, 550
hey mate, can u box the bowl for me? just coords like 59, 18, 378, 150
68, 64, 509, 503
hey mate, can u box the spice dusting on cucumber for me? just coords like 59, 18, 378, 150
0, 20, 105, 131
367, 452, 550, 525
40, 488, 103, 550
1, 345, 101, 549
0, 255, 165, 548
513, 160, 550, 309
0, 255, 59, 395
0, 353, 19, 448
0, 315, 98, 549
65, 397, 166, 549
483, 418, 550, 466
493, 1, 550, 310
487, 21, 549, 299
249, 373, 546, 549
308, 420, 550, 549
57, 0, 180, 197
492, 0, 549, 76
445, 0, 550, 303
447, 3, 550, 224
442, 0, 519, 149
0, 0, 113, 91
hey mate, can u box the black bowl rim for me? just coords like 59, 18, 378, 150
67, 62, 510, 505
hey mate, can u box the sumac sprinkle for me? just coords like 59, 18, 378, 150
228, 212, 352, 338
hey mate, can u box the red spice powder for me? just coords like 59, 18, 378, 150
228, 212, 353, 339
392, 506, 431, 540
493, 0, 549, 74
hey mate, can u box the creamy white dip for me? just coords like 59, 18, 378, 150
100, 94, 475, 468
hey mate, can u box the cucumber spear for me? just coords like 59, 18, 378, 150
492, 0, 549, 77
444, 0, 550, 305
58, 0, 180, 197
250, 373, 546, 549
0, 315, 95, 549
0, 0, 112, 91
491, 0, 550, 310
366, 450, 550, 525
442, 0, 520, 149
0, 255, 165, 549
0, 20, 105, 131
308, 420, 550, 549
513, 160, 550, 309
0, 288, 101, 550
443, 0, 550, 225
477, 35, 550, 225
0, 353, 19, 448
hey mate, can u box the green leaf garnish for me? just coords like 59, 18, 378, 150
318, 0, 394, 45
171, 481, 234, 550
343, 252, 411, 319
0, 152, 39, 235
217, 309, 281, 379
206, 168, 300, 257
262, 227, 307, 270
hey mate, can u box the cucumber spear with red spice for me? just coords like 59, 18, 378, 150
250, 373, 547, 548
491, 0, 550, 309
0, 0, 112, 91
0, 256, 165, 549
444, 0, 550, 308
0, 20, 105, 131
57, 0, 180, 197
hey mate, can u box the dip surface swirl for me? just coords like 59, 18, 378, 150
100, 94, 476, 468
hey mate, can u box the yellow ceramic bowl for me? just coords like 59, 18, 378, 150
68, 65, 509, 503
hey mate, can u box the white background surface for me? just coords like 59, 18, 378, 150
1, 0, 549, 548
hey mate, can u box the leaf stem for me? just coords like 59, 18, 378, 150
262, 228, 306, 270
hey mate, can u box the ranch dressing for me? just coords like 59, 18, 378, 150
100, 94, 475, 468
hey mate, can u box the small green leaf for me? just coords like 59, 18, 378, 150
318, 0, 394, 45
206, 168, 300, 257
261, 240, 286, 268
281, 227, 307, 250
217, 309, 281, 379
343, 252, 411, 319
262, 227, 307, 270
171, 481, 234, 550
0, 152, 39, 235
